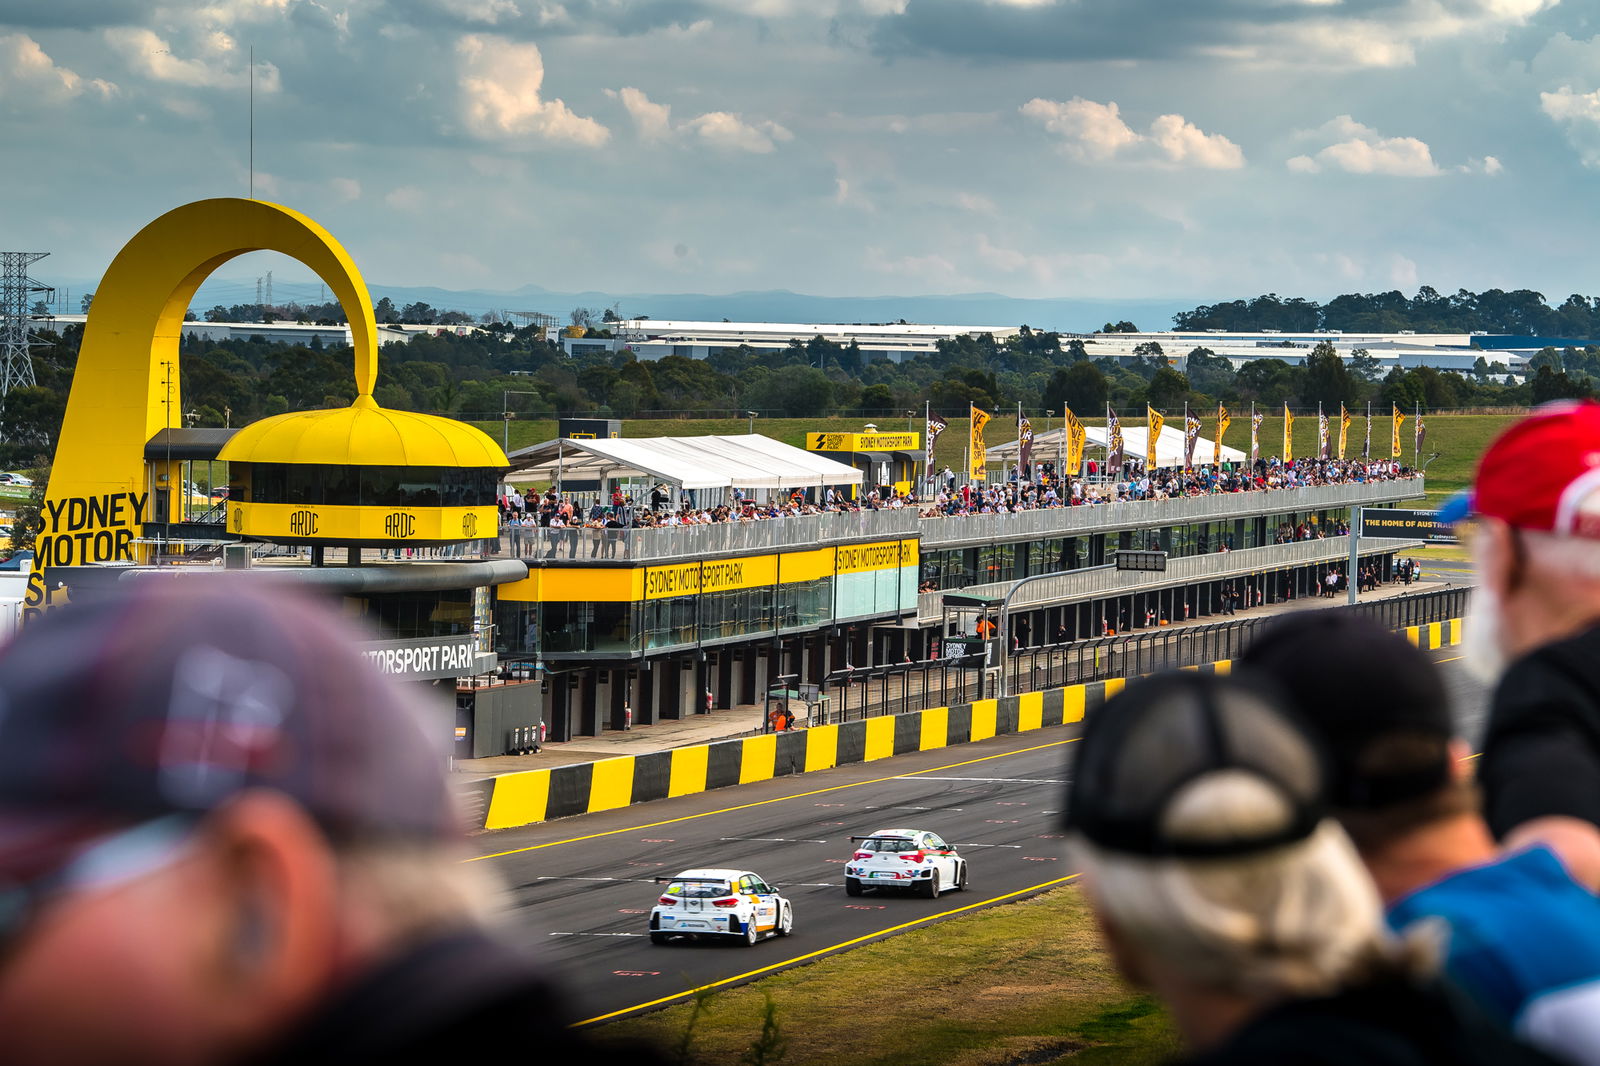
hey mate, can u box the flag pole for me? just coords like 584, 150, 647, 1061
923, 399, 930, 487
1057, 404, 1065, 486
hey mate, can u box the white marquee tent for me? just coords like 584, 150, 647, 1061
504, 434, 864, 493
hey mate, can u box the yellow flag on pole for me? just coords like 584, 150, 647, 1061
1283, 403, 1295, 462
1146, 405, 1165, 469
1064, 407, 1086, 474
1215, 405, 1231, 466
1391, 404, 1406, 459
970, 405, 991, 480
1339, 405, 1352, 459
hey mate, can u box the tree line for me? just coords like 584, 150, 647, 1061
1172, 286, 1600, 338
5, 307, 1598, 472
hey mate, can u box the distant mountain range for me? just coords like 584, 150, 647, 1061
46, 272, 1200, 335
343, 284, 1197, 335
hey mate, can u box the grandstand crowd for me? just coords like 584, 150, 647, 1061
494, 455, 1417, 539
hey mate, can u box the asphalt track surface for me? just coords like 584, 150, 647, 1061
469, 646, 1484, 1027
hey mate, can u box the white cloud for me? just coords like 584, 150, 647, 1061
105, 26, 276, 91
1287, 115, 1445, 176
1229, 0, 1559, 69
1541, 87, 1600, 167
1148, 113, 1246, 169
456, 34, 608, 146
1021, 97, 1140, 161
1483, 155, 1503, 175
330, 177, 362, 202
0, 33, 118, 105
611, 86, 673, 141
609, 86, 791, 153
434, 0, 524, 23
685, 111, 792, 153
1021, 97, 1243, 168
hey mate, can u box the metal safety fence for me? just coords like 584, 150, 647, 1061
776, 585, 1469, 730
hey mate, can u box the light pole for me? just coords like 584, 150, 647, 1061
503, 389, 540, 452
746, 410, 757, 435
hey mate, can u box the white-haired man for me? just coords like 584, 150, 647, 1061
1444, 400, 1600, 890
1061, 671, 1557, 1065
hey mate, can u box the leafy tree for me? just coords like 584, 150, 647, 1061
1232, 358, 1299, 405
1528, 347, 1564, 372
1301, 341, 1360, 408
1146, 367, 1191, 409
1184, 347, 1235, 396
1378, 368, 1424, 409
1348, 348, 1381, 382
930, 368, 1002, 410
1051, 361, 1108, 412
1101, 320, 1139, 333
1531, 365, 1593, 404
373, 297, 398, 324
857, 383, 893, 414
744, 366, 833, 416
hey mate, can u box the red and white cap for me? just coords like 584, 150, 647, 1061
1441, 400, 1600, 538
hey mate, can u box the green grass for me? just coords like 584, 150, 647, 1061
471, 412, 1517, 510
590, 885, 1180, 1066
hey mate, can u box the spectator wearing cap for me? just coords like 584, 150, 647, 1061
1240, 612, 1600, 1065
0, 579, 662, 1066
1441, 400, 1600, 890
1061, 671, 1558, 1066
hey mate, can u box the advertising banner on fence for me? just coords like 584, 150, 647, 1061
1360, 507, 1456, 543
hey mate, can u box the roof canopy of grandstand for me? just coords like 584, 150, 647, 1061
505, 434, 864, 491
986, 426, 1246, 467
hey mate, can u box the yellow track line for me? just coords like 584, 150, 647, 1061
573, 873, 1082, 1027
468, 737, 1083, 863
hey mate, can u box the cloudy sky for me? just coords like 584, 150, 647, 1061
3, 0, 1599, 309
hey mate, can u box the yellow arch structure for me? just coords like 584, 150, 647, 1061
28, 198, 381, 612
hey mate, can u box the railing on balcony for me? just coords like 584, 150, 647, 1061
916, 535, 1420, 621
919, 479, 1424, 548
504, 478, 1425, 565
733, 586, 1469, 730
503, 508, 921, 563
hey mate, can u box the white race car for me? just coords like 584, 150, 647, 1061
649, 868, 794, 946
845, 828, 968, 898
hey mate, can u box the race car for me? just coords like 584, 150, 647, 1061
649, 868, 794, 946
845, 828, 968, 898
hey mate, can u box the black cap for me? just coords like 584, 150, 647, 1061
1062, 672, 1328, 858
1237, 611, 1451, 809
0, 577, 459, 881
